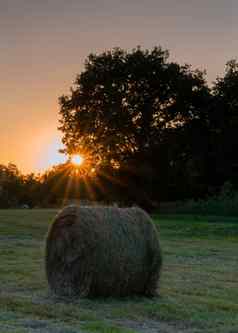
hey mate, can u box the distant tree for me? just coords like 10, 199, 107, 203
0, 163, 23, 207
20, 173, 42, 208
209, 60, 238, 188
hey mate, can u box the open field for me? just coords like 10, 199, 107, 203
0, 210, 237, 333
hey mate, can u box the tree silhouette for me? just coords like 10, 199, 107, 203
58, 47, 210, 207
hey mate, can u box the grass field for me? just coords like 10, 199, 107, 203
0, 210, 237, 333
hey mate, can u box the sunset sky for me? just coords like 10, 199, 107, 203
1, 0, 237, 173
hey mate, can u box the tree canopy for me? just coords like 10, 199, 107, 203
59, 47, 210, 165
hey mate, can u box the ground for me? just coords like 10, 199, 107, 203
0, 210, 237, 333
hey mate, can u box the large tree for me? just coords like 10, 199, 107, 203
59, 47, 210, 205
59, 47, 208, 161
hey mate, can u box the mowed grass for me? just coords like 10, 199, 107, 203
0, 210, 237, 333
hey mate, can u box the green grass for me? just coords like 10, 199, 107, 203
0, 209, 237, 332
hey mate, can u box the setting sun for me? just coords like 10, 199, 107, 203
71, 154, 84, 166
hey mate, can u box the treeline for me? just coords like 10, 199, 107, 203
0, 162, 92, 208
2, 47, 238, 210
0, 163, 40, 208
0, 162, 139, 208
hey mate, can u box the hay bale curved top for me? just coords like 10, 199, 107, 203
45, 205, 162, 298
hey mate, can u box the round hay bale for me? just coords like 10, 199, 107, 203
45, 205, 162, 298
